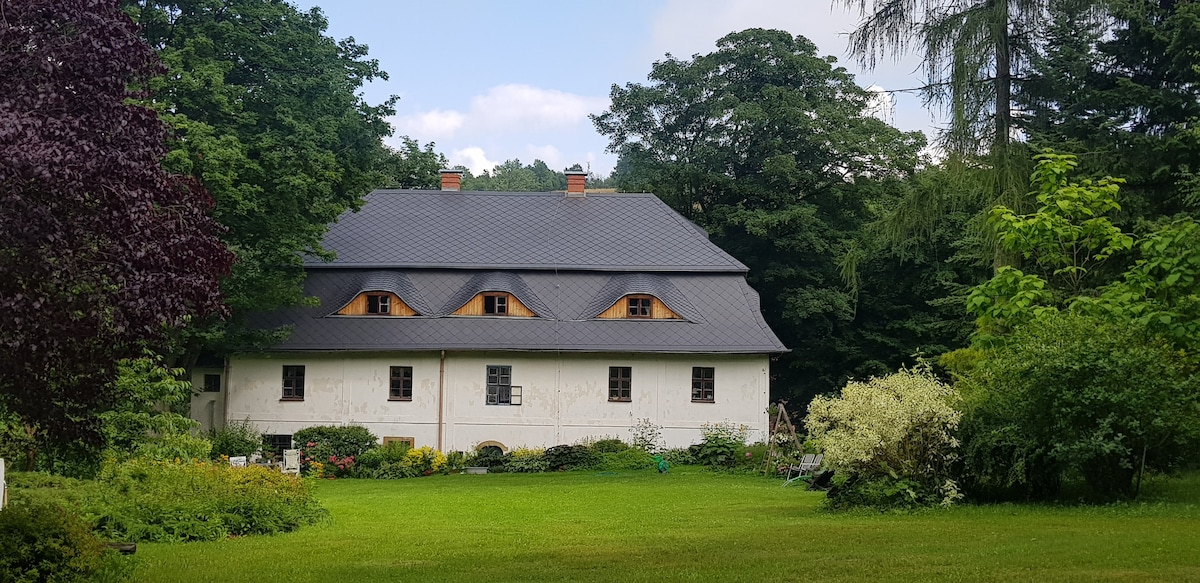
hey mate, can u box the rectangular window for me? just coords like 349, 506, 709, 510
389, 366, 413, 401
609, 366, 632, 401
484, 294, 508, 314
202, 373, 221, 393
263, 434, 292, 457
628, 296, 652, 318
367, 294, 390, 314
691, 367, 715, 402
486, 365, 520, 405
282, 365, 305, 400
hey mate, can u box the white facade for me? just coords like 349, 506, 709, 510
216, 351, 769, 451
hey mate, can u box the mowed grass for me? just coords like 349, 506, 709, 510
132, 468, 1200, 582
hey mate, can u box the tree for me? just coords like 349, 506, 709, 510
124, 0, 397, 360
462, 159, 570, 192
594, 29, 934, 400
379, 138, 448, 190
840, 0, 1044, 202
0, 0, 232, 448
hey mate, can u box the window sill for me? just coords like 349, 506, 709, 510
691, 399, 715, 404
280, 397, 305, 402
388, 397, 413, 402
608, 398, 632, 402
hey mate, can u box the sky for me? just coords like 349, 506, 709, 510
292, 0, 934, 177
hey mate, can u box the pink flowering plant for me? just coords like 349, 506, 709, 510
292, 425, 377, 478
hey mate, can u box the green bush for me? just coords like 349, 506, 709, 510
695, 422, 748, 468
661, 447, 698, 466
805, 363, 962, 508
0, 499, 131, 583
355, 440, 412, 474
503, 448, 549, 473
12, 459, 327, 543
467, 447, 507, 470
597, 448, 655, 471
208, 419, 263, 459
591, 439, 629, 454
544, 444, 599, 470
294, 425, 378, 478
826, 475, 953, 511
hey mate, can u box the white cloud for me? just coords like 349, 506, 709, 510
391, 109, 466, 140
450, 146, 499, 176
524, 144, 564, 168
391, 84, 609, 143
471, 85, 609, 131
865, 85, 895, 125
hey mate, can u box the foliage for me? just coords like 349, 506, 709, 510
695, 422, 750, 468
124, 0, 396, 359
503, 448, 549, 473
628, 418, 663, 453
102, 354, 210, 464
590, 439, 629, 454
400, 446, 447, 476
805, 363, 962, 507
596, 449, 656, 471
460, 159, 571, 191
660, 448, 698, 466
958, 313, 1199, 501
466, 446, 508, 470
543, 445, 600, 471
294, 425, 377, 476
379, 137, 447, 189
354, 440, 412, 473
207, 419, 264, 460
0, 0, 232, 450
0, 498, 131, 583
594, 28, 931, 401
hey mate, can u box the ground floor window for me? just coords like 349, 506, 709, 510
263, 434, 292, 457
609, 366, 632, 401
691, 367, 715, 402
203, 373, 221, 392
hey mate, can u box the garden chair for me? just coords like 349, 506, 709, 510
783, 454, 823, 487
282, 449, 301, 475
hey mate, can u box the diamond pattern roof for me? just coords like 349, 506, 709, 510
306, 190, 748, 272
251, 270, 787, 354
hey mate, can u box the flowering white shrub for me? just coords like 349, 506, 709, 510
804, 363, 962, 506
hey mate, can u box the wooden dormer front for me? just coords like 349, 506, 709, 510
452, 292, 536, 317
597, 294, 681, 320
337, 292, 417, 316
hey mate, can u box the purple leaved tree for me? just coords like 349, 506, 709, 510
0, 0, 233, 456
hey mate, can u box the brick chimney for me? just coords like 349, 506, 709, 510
565, 170, 587, 197
439, 169, 463, 191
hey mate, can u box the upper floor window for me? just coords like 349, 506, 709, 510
389, 366, 413, 401
691, 367, 714, 403
609, 366, 632, 402
367, 294, 391, 314
484, 294, 508, 315
627, 296, 652, 318
282, 365, 305, 401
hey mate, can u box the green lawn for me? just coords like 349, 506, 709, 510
131, 469, 1200, 582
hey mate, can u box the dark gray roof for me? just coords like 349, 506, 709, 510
306, 190, 748, 273
328, 271, 432, 315
582, 273, 704, 323
251, 269, 786, 354
439, 272, 555, 318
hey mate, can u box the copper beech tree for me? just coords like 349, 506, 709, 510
0, 0, 232, 449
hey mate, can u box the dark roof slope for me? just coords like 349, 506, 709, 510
307, 190, 748, 273
251, 269, 787, 354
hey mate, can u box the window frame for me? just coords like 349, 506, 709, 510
389, 366, 413, 401
367, 293, 391, 314
691, 366, 715, 403
627, 295, 653, 318
485, 365, 521, 405
202, 373, 221, 393
263, 434, 292, 457
483, 293, 509, 315
608, 366, 632, 402
281, 365, 305, 401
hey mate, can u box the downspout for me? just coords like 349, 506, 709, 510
437, 350, 446, 451
221, 357, 232, 429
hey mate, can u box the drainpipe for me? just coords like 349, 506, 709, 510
437, 350, 446, 451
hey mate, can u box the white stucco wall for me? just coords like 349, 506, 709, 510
189, 367, 226, 434
219, 351, 769, 451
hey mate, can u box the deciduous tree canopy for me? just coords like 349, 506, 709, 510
0, 0, 232, 446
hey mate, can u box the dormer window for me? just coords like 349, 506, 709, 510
484, 294, 508, 315
367, 294, 390, 314
627, 296, 652, 318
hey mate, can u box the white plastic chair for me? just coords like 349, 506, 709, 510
282, 449, 301, 475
